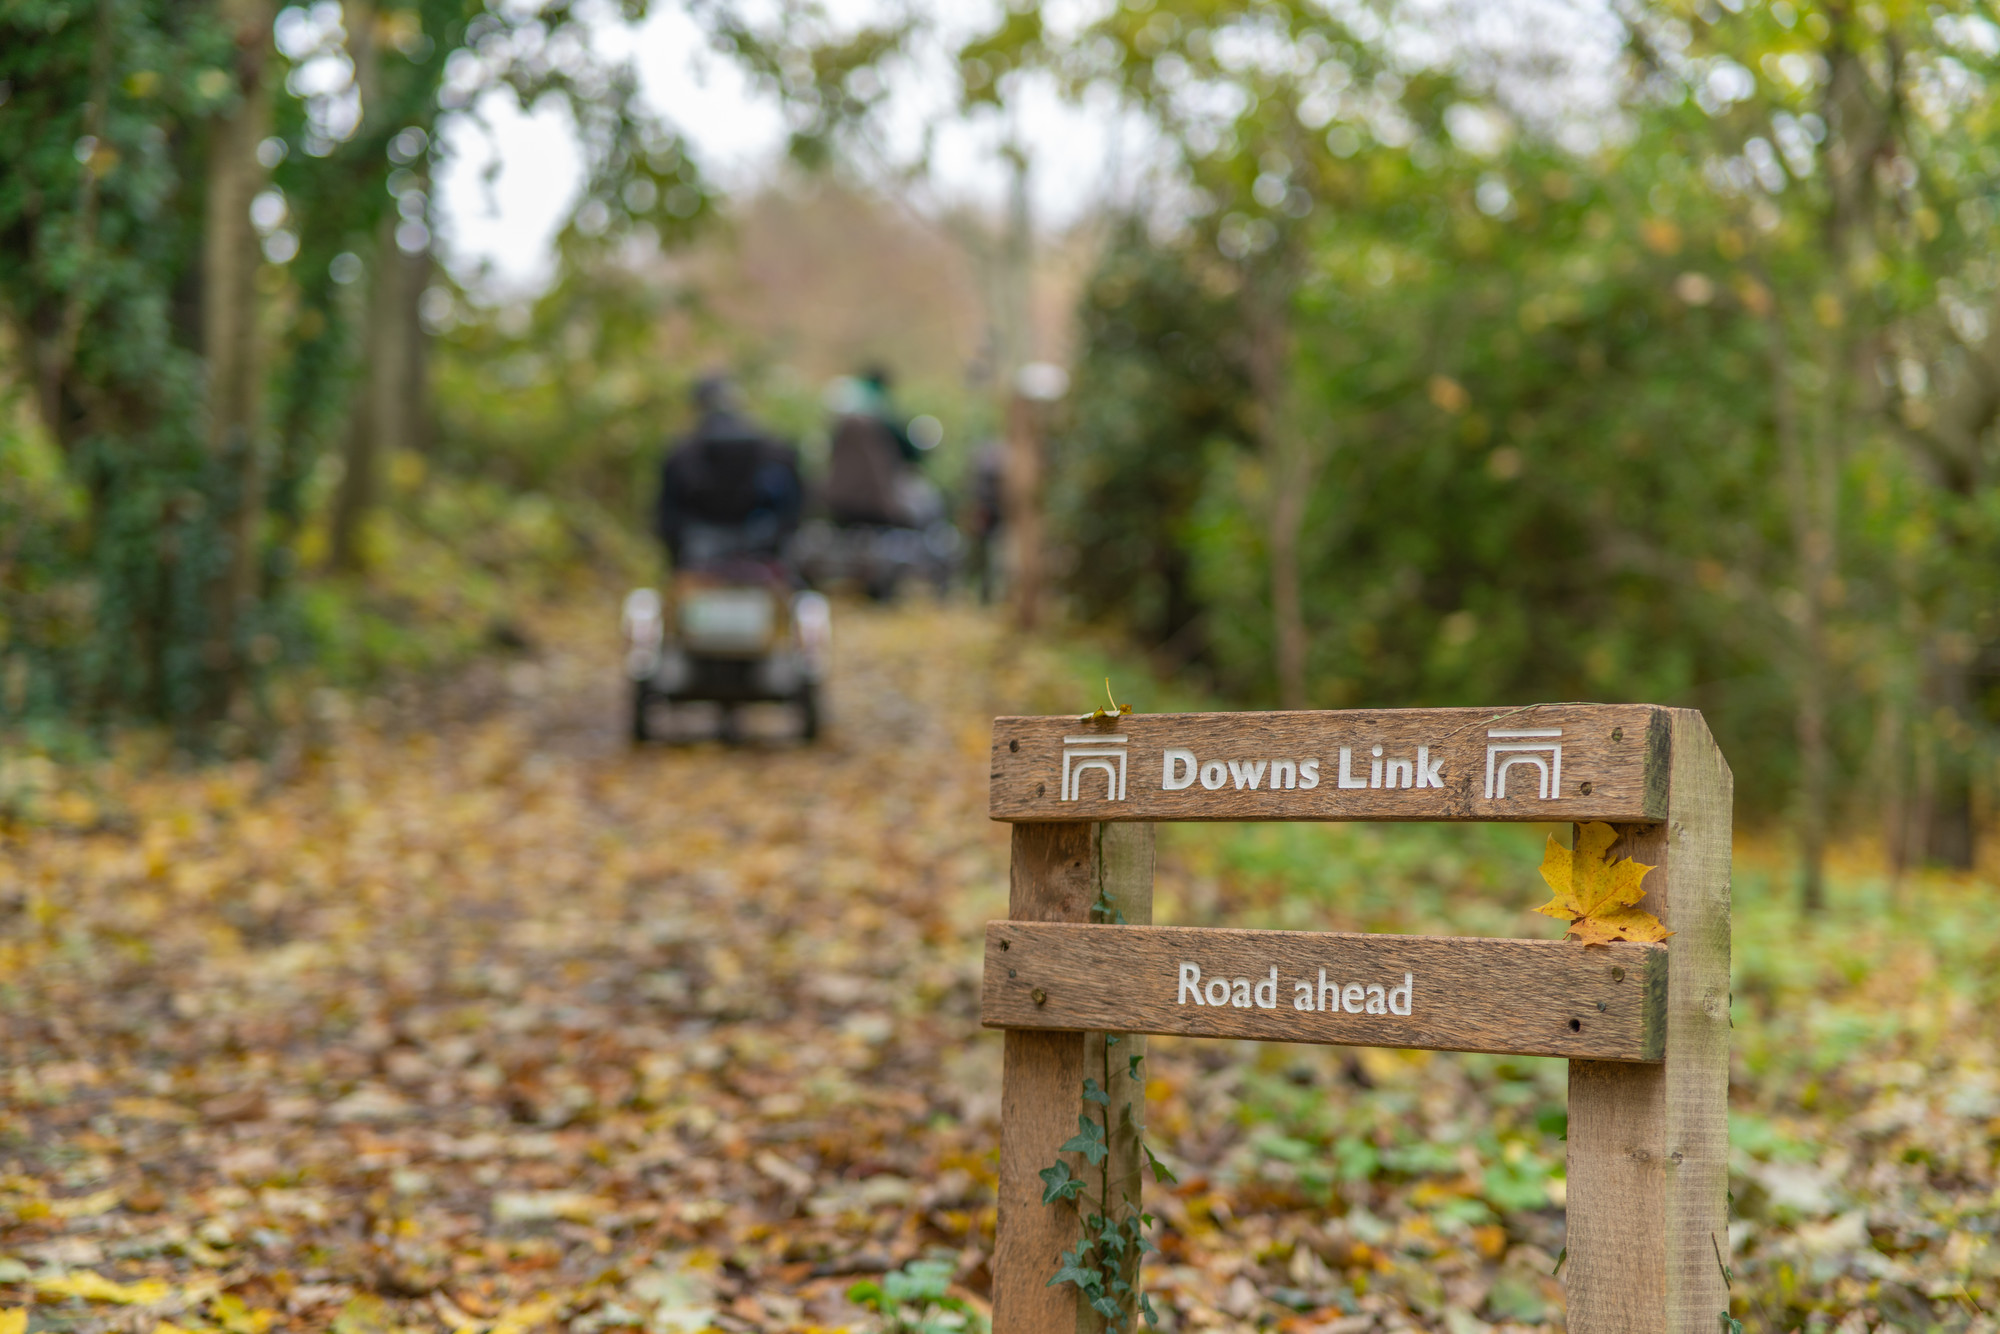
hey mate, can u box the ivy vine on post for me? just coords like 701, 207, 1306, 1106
1035, 859, 1177, 1331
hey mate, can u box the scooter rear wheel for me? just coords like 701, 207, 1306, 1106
797, 683, 821, 742
630, 682, 652, 745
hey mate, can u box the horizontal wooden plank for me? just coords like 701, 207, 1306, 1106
981, 922, 1667, 1062
988, 704, 1670, 823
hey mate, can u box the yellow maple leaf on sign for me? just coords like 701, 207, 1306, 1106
1535, 821, 1671, 946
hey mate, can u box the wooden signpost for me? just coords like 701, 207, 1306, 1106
982, 704, 1732, 1334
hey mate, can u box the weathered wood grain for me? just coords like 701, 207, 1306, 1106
1563, 710, 1733, 1334
1079, 824, 1152, 1334
993, 824, 1157, 1334
1567, 1057, 1668, 1331
994, 824, 1092, 1334
1661, 712, 1733, 1334
983, 922, 1666, 1062
990, 704, 1669, 823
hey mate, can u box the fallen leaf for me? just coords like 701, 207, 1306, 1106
491, 1191, 609, 1225
0, 1309, 24, 1334
48, 1188, 121, 1218
1080, 677, 1134, 723
488, 1294, 562, 1334
33, 1270, 172, 1305
1534, 821, 1669, 945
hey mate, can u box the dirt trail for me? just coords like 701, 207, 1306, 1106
0, 599, 1040, 1332
5, 598, 1621, 1334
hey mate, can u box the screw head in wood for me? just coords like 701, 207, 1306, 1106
1610, 966, 1625, 981
1597, 1000, 1607, 1012
1010, 738, 1020, 752
1031, 987, 1047, 1005
1612, 727, 1623, 741
1036, 782, 1045, 797
1579, 781, 1593, 795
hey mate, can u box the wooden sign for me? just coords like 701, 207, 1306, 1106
982, 922, 1665, 1062
983, 706, 1733, 1334
989, 703, 1670, 823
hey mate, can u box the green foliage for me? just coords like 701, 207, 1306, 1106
0, 0, 728, 736
1027, 0, 2000, 837
1038, 1027, 1172, 1331
1058, 222, 1248, 661
697, 0, 914, 169
846, 1256, 987, 1334
0, 0, 238, 727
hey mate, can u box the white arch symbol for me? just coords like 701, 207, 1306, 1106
1062, 735, 1128, 802
1485, 728, 1563, 800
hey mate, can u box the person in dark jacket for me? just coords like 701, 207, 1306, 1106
655, 374, 802, 566
823, 364, 922, 527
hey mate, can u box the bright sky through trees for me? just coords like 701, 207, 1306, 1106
435, 0, 1149, 292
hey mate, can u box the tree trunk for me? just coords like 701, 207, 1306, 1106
328, 0, 427, 572
1003, 389, 1044, 632
201, 0, 275, 714
995, 144, 1043, 631
1768, 303, 1837, 912
1243, 256, 1313, 710
403, 244, 433, 457
329, 216, 414, 571
1919, 648, 1978, 869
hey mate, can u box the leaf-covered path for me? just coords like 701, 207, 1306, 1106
8, 600, 2000, 1334
1, 601, 1041, 1333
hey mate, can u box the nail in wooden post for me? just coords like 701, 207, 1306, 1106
1565, 709, 1732, 1334
993, 822, 1153, 1334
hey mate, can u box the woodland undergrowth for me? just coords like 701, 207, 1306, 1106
0, 596, 1995, 1334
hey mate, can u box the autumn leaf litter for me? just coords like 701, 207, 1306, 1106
0, 599, 1997, 1333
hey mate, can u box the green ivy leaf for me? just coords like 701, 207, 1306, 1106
1040, 1160, 1086, 1204
1082, 1078, 1111, 1106
1048, 1245, 1105, 1293
1143, 1142, 1178, 1184
845, 1279, 887, 1313
1062, 1115, 1110, 1164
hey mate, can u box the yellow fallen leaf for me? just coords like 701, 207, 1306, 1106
34, 1270, 172, 1305
49, 1187, 121, 1218
488, 1295, 562, 1334
0, 1309, 25, 1334
210, 1293, 276, 1334
1534, 821, 1670, 946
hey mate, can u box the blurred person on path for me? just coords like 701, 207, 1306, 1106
823, 364, 934, 528
655, 373, 803, 568
965, 440, 1006, 604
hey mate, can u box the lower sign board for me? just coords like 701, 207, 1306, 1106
982, 922, 1666, 1062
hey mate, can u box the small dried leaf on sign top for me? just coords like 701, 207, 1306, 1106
1080, 677, 1134, 723
1534, 821, 1670, 946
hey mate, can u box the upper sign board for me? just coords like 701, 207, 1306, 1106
989, 704, 1670, 823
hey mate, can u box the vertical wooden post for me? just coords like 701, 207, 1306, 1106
1565, 710, 1732, 1334
1081, 824, 1154, 1334
994, 823, 1154, 1334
